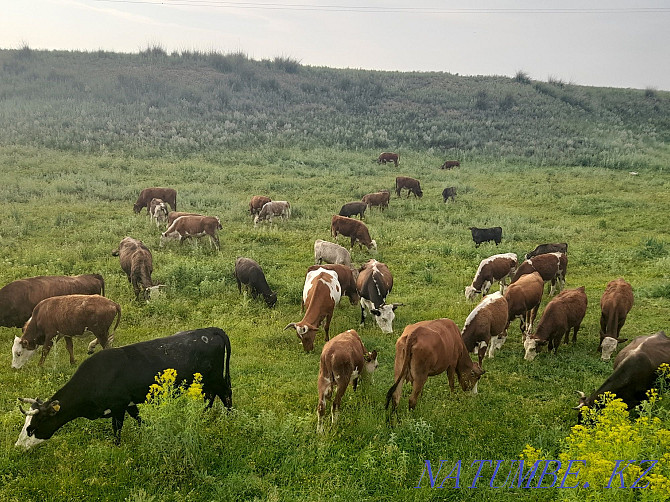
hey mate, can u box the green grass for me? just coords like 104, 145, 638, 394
0, 146, 669, 501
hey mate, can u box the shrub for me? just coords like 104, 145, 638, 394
514, 70, 531, 84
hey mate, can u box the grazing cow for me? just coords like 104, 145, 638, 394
167, 211, 203, 226
254, 201, 291, 226
442, 187, 457, 202
441, 160, 460, 170
339, 201, 367, 220
0, 274, 105, 329
356, 259, 401, 333
524, 242, 568, 260
469, 227, 503, 247
361, 191, 390, 211
112, 237, 156, 301
316, 329, 378, 433
465, 253, 518, 301
249, 195, 272, 217
504, 271, 544, 337
149, 199, 169, 227
524, 287, 588, 361
234, 257, 277, 308
307, 264, 359, 306
11, 294, 121, 369
133, 187, 177, 214
600, 278, 634, 361
511, 252, 568, 296
15, 327, 232, 448
331, 215, 377, 252
575, 331, 670, 413
314, 239, 353, 267
385, 318, 485, 412
461, 292, 509, 366
377, 152, 399, 166
161, 215, 222, 250
285, 269, 341, 352
395, 176, 423, 198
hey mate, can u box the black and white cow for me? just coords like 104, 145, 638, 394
356, 259, 402, 334
15, 327, 232, 448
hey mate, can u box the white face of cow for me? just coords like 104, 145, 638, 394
364, 352, 379, 374
370, 240, 377, 253
523, 338, 539, 361
464, 285, 479, 301
15, 413, 45, 449
12, 336, 37, 369
373, 304, 396, 334
601, 337, 619, 361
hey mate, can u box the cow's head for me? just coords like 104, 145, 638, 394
463, 363, 486, 394
523, 336, 547, 361
370, 303, 403, 334
15, 397, 60, 449
144, 284, 167, 301
600, 336, 627, 361
415, 188, 423, 198
12, 336, 37, 369
573, 391, 590, 414
285, 322, 318, 352
464, 285, 480, 301
133, 202, 143, 214
264, 291, 278, 308
369, 240, 378, 253
363, 350, 379, 374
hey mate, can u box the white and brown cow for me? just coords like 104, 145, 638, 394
600, 278, 634, 361
504, 271, 545, 337
254, 201, 291, 226
331, 215, 377, 252
316, 329, 378, 433
511, 252, 567, 297
133, 187, 177, 214
166, 211, 203, 226
160, 215, 222, 250
306, 264, 359, 306
465, 253, 518, 301
249, 195, 272, 217
356, 259, 401, 333
461, 291, 509, 366
149, 198, 169, 227
112, 237, 157, 301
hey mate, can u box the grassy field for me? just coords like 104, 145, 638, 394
0, 145, 669, 501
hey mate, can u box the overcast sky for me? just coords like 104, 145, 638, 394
2, 0, 669, 90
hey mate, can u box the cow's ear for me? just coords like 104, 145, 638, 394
370, 350, 378, 361
370, 309, 381, 316
535, 339, 548, 346
20, 339, 29, 348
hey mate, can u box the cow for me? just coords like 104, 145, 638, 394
307, 264, 360, 306
339, 201, 367, 220
316, 329, 378, 433
504, 271, 544, 337
167, 211, 203, 226
377, 152, 399, 166
234, 257, 277, 308
112, 237, 156, 301
395, 176, 423, 198
160, 215, 222, 250
511, 252, 568, 297
469, 227, 503, 247
461, 292, 509, 366
356, 259, 401, 334
0, 274, 105, 329
599, 278, 634, 361
15, 327, 232, 448
524, 242, 569, 260
361, 191, 390, 211
149, 198, 169, 227
442, 187, 457, 202
524, 287, 588, 361
314, 239, 353, 268
133, 187, 177, 214
331, 215, 377, 252
285, 269, 341, 352
465, 253, 518, 301
11, 294, 121, 369
385, 318, 485, 412
254, 201, 291, 226
249, 195, 272, 217
575, 331, 670, 413
441, 160, 460, 170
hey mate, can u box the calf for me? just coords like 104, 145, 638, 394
465, 253, 518, 301
161, 215, 222, 250
112, 237, 156, 301
167, 211, 203, 226
15, 327, 232, 448
469, 226, 503, 247
149, 199, 169, 227
441, 160, 460, 169
285, 269, 341, 352
442, 187, 457, 202
395, 176, 423, 198
385, 318, 485, 412
504, 271, 544, 337
461, 292, 509, 366
331, 215, 377, 252
361, 191, 390, 211
249, 195, 272, 216
254, 201, 291, 226
524, 287, 588, 361
12, 294, 121, 369
524, 242, 568, 260
234, 257, 277, 308
306, 264, 359, 306
133, 187, 177, 213
314, 239, 353, 267
377, 152, 399, 166
599, 278, 634, 361
339, 201, 367, 220
356, 259, 401, 333
316, 329, 378, 433
511, 252, 568, 296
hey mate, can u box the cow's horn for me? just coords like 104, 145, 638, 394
18, 397, 38, 404
392, 302, 404, 307
576, 391, 586, 399
572, 403, 585, 410
284, 323, 297, 331
18, 405, 38, 416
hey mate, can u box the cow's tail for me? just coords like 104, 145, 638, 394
109, 302, 122, 346
223, 332, 232, 408
98, 274, 106, 297
385, 334, 415, 410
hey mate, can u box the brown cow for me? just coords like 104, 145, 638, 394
504, 271, 544, 337
133, 188, 177, 213
316, 329, 378, 433
160, 215, 222, 250
11, 294, 121, 368
599, 278, 634, 361
112, 237, 156, 301
385, 318, 485, 412
362, 191, 390, 211
465, 253, 518, 301
441, 160, 460, 169
249, 195, 272, 216
377, 152, 399, 166
395, 176, 423, 198
524, 287, 588, 361
331, 215, 377, 251
166, 211, 203, 226
306, 264, 359, 306
0, 274, 105, 329
461, 291, 509, 366
511, 252, 567, 296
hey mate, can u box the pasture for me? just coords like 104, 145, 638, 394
0, 145, 669, 501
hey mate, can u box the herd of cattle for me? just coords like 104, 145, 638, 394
3, 174, 670, 446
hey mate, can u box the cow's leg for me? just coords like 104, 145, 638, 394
572, 325, 580, 344
477, 344, 487, 367
323, 314, 332, 341
350, 236, 356, 250
39, 339, 54, 366
64, 337, 76, 365
408, 372, 427, 410
549, 279, 557, 297
447, 367, 456, 392
359, 303, 366, 325
111, 410, 126, 445
316, 375, 331, 433
126, 404, 142, 425
332, 374, 350, 424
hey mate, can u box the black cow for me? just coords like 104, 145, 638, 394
469, 227, 503, 247
234, 257, 277, 307
339, 201, 367, 220
442, 187, 457, 202
524, 242, 569, 260
16, 327, 232, 448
